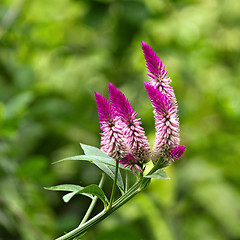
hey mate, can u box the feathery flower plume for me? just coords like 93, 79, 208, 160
144, 82, 180, 163
109, 82, 151, 164
95, 92, 127, 160
141, 41, 177, 107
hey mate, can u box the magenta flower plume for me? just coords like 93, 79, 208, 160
108, 82, 136, 123
109, 82, 150, 163
95, 92, 127, 160
144, 82, 180, 163
141, 41, 169, 84
144, 82, 171, 116
142, 41, 177, 107
169, 146, 186, 161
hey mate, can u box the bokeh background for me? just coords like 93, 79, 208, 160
1, 0, 240, 239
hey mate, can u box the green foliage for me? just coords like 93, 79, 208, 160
44, 184, 94, 200
1, 0, 240, 239
62, 184, 108, 207
79, 143, 126, 192
144, 169, 170, 180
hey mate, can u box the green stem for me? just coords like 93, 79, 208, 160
55, 180, 142, 240
108, 159, 119, 209
125, 171, 130, 193
55, 157, 167, 240
79, 173, 106, 226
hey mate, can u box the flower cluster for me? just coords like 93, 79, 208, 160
95, 83, 150, 173
95, 42, 186, 172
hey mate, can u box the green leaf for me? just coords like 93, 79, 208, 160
53, 155, 117, 166
53, 154, 125, 192
54, 152, 128, 171
80, 143, 108, 157
80, 144, 125, 193
62, 184, 109, 208
44, 184, 84, 192
144, 169, 170, 180
80, 143, 130, 171
44, 184, 93, 199
63, 191, 80, 203
80, 144, 124, 192
53, 144, 126, 193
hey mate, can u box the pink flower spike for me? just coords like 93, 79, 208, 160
108, 82, 135, 122
109, 82, 151, 163
95, 92, 127, 160
169, 146, 186, 160
144, 82, 180, 163
141, 41, 170, 84
144, 82, 171, 115
142, 42, 177, 108
95, 92, 115, 124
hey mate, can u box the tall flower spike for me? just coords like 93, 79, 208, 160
95, 92, 127, 160
142, 41, 177, 107
108, 82, 135, 123
109, 82, 151, 164
144, 82, 180, 163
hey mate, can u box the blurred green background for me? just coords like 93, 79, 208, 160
0, 0, 240, 239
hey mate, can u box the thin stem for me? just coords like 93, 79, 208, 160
56, 180, 142, 240
55, 157, 167, 240
108, 160, 119, 209
79, 173, 106, 226
125, 171, 130, 193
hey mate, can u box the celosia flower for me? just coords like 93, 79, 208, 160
95, 92, 127, 160
109, 82, 151, 164
141, 41, 177, 107
142, 42, 186, 163
95, 42, 185, 171
144, 82, 181, 163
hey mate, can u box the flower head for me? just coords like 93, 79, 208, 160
109, 82, 151, 163
144, 82, 180, 163
142, 41, 177, 107
94, 42, 186, 171
95, 92, 127, 160
141, 41, 170, 84
108, 82, 136, 123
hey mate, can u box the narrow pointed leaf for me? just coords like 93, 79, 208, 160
53, 156, 125, 192
53, 153, 128, 171
44, 184, 93, 199
144, 169, 170, 179
53, 155, 115, 166
80, 143, 108, 157
54, 144, 125, 193
44, 184, 84, 192
63, 184, 108, 208
63, 191, 79, 203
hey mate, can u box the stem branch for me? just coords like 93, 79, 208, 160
108, 160, 119, 209
79, 173, 106, 226
55, 157, 167, 240
56, 180, 142, 240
